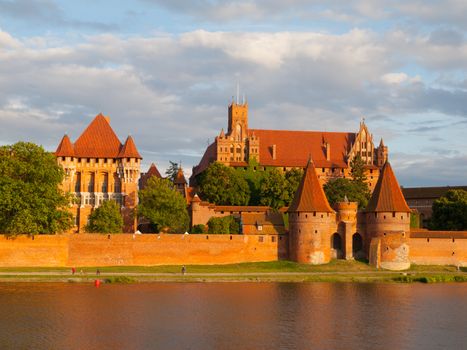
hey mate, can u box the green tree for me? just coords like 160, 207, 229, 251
85, 200, 123, 233
199, 162, 250, 205
284, 168, 303, 205
324, 178, 370, 209
165, 161, 179, 182
0, 142, 73, 235
138, 177, 189, 233
259, 168, 289, 209
350, 155, 367, 183
235, 159, 263, 205
430, 189, 467, 230
207, 216, 240, 234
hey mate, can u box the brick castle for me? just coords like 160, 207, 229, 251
41, 101, 467, 271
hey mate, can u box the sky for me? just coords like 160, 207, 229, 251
0, 0, 466, 187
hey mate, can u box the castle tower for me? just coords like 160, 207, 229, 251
55, 114, 141, 233
174, 166, 187, 196
375, 138, 388, 167
288, 159, 336, 264
335, 200, 359, 260
118, 135, 142, 232
228, 101, 248, 141
365, 162, 411, 270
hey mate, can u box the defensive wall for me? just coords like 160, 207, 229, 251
0, 233, 287, 267
0, 231, 465, 268
408, 230, 467, 266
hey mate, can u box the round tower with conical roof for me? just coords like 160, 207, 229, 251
365, 162, 411, 270
288, 159, 336, 264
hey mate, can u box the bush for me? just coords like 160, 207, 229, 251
86, 200, 123, 233
191, 224, 206, 234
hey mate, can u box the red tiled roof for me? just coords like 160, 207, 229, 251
366, 162, 411, 212
146, 163, 162, 178
73, 114, 122, 158
250, 129, 355, 168
139, 163, 162, 189
118, 135, 142, 159
55, 134, 74, 157
192, 142, 216, 177
288, 159, 334, 213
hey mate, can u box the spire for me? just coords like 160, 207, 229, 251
379, 138, 385, 147
174, 167, 187, 185
55, 134, 74, 157
147, 163, 162, 178
118, 135, 142, 159
219, 128, 225, 138
366, 162, 410, 212
288, 158, 334, 213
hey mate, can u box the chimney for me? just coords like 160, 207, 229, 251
272, 144, 277, 160
326, 142, 331, 161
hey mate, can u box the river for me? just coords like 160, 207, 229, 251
0, 282, 465, 349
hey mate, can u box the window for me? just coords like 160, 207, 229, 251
258, 236, 264, 242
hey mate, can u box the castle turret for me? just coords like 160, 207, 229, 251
174, 166, 187, 195
365, 162, 411, 270
288, 159, 336, 264
375, 138, 388, 167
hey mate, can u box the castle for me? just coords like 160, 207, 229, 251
191, 101, 388, 191
43, 103, 466, 270
55, 114, 141, 233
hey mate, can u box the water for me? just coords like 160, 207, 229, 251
0, 283, 465, 350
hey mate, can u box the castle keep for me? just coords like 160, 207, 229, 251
191, 101, 388, 191
55, 114, 141, 233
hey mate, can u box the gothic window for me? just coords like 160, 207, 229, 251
102, 173, 108, 193
74, 172, 81, 193
236, 124, 242, 141
87, 173, 94, 192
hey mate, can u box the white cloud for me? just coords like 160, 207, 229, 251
0, 27, 466, 185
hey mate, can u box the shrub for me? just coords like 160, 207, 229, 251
207, 216, 240, 234
191, 224, 206, 234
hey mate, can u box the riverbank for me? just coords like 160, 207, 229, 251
0, 260, 465, 283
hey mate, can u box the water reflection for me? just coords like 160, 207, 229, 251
0, 283, 465, 349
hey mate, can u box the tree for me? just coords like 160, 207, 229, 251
324, 178, 370, 209
284, 168, 303, 205
430, 190, 467, 231
235, 159, 263, 205
165, 161, 179, 182
350, 155, 367, 183
198, 162, 250, 205
259, 168, 289, 209
207, 216, 240, 234
138, 177, 189, 233
85, 200, 123, 233
0, 142, 73, 235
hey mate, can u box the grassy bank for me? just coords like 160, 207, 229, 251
0, 260, 465, 283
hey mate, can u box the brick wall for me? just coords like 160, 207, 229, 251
0, 233, 288, 267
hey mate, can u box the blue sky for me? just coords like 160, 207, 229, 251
0, 0, 466, 186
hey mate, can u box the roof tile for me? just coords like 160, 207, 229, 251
288, 159, 334, 213
366, 162, 411, 212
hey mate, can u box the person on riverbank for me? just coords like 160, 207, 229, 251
96, 269, 101, 276
71, 267, 76, 275
181, 265, 186, 275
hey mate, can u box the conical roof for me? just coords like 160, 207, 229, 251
55, 134, 74, 157
174, 167, 187, 184
288, 159, 334, 213
118, 135, 142, 159
366, 162, 411, 212
146, 163, 162, 178
74, 114, 122, 158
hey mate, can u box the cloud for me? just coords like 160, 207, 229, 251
0, 27, 466, 184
